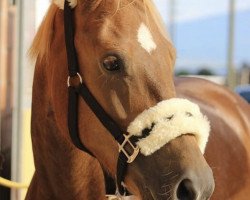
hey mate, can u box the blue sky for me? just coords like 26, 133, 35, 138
174, 11, 250, 74
154, 0, 250, 75
154, 0, 250, 22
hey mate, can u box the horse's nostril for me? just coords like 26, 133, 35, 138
177, 179, 197, 200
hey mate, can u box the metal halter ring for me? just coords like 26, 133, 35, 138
118, 134, 140, 163
67, 73, 83, 87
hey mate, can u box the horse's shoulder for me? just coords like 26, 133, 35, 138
175, 77, 249, 113
175, 76, 235, 97
175, 77, 250, 138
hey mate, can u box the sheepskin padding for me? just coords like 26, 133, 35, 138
53, 0, 77, 9
127, 98, 210, 156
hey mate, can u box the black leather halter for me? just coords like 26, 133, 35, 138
64, 1, 139, 195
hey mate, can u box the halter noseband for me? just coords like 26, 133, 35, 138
64, 1, 137, 195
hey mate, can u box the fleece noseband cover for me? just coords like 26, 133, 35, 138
127, 98, 210, 155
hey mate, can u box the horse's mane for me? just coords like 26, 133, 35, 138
29, 4, 58, 61
29, 0, 170, 61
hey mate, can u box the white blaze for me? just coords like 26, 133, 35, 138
137, 23, 157, 54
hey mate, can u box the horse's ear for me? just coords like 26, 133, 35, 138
53, 0, 103, 11
53, 0, 78, 9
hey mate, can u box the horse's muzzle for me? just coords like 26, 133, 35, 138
127, 135, 215, 200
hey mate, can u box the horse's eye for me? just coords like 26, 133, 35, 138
102, 55, 122, 71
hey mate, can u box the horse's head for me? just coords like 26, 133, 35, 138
32, 0, 214, 199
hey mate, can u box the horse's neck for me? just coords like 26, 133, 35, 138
27, 61, 106, 200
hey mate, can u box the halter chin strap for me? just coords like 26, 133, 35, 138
64, 1, 135, 195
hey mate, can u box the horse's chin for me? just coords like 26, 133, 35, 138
137, 188, 173, 200
132, 184, 161, 200
139, 188, 155, 200
123, 184, 155, 200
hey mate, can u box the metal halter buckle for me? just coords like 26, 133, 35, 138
67, 73, 83, 87
118, 134, 140, 163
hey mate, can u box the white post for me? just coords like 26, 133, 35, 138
169, 0, 176, 42
11, 0, 36, 199
227, 0, 236, 89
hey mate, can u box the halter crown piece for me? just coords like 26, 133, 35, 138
60, 0, 211, 197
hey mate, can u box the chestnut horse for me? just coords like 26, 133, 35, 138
25, 0, 248, 199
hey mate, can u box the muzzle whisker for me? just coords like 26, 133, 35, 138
162, 170, 174, 177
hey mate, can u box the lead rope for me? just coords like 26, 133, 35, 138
64, 1, 139, 196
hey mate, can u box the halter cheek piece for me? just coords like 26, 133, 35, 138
64, 1, 137, 195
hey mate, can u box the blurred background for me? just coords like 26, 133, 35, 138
0, 0, 249, 200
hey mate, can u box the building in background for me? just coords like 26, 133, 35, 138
238, 63, 250, 85
0, 1, 16, 199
